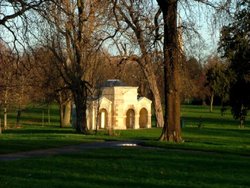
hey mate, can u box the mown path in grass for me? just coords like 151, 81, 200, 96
0, 141, 141, 161
1, 140, 250, 161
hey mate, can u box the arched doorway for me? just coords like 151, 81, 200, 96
126, 109, 135, 129
99, 109, 108, 129
139, 108, 148, 128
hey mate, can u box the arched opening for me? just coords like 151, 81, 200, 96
98, 109, 108, 129
139, 108, 148, 128
126, 109, 135, 129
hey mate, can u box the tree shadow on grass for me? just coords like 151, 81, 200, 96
2, 127, 76, 135
1, 148, 250, 188
182, 116, 250, 127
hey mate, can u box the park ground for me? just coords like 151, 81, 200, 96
0, 105, 250, 188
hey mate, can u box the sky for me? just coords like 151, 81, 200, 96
103, 0, 228, 62
0, 0, 231, 62
178, 1, 226, 62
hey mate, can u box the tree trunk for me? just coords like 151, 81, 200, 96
16, 109, 22, 127
4, 89, 8, 129
58, 92, 64, 128
150, 82, 164, 128
134, 30, 164, 128
240, 104, 245, 128
74, 99, 88, 133
63, 100, 71, 126
210, 91, 214, 112
157, 0, 182, 142
47, 105, 51, 125
120, 2, 165, 128
59, 103, 64, 128
73, 84, 88, 134
4, 107, 7, 129
42, 110, 45, 126
143, 64, 164, 128
0, 118, 2, 134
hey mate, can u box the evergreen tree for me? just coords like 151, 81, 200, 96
219, 0, 250, 127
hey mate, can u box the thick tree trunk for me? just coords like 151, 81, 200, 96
74, 98, 88, 133
73, 84, 88, 134
58, 92, 71, 127
59, 103, 64, 128
63, 100, 72, 126
157, 0, 182, 142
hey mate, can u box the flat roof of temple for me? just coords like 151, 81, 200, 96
100, 79, 128, 88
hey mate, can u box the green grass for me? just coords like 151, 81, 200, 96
0, 105, 250, 187
0, 148, 250, 188
0, 126, 94, 154
1, 104, 60, 127
181, 105, 242, 128
0, 105, 249, 154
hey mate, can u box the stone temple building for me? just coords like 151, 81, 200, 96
86, 79, 152, 130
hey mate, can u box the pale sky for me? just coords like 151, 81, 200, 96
1, 0, 230, 61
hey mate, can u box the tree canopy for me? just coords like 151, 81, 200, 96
205, 56, 235, 112
219, 0, 250, 126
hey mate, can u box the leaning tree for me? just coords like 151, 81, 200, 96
108, 0, 165, 128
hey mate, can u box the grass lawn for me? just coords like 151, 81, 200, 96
0, 105, 250, 187
0, 148, 250, 188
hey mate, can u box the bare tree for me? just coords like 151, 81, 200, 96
0, 42, 13, 129
29, 0, 109, 133
0, 42, 33, 128
108, 0, 164, 127
156, 0, 236, 142
0, 0, 50, 52
30, 46, 72, 127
